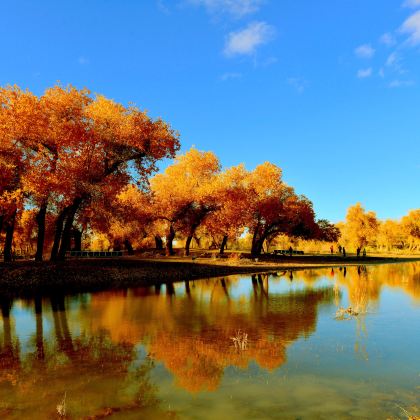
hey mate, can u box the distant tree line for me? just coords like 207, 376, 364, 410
336, 203, 419, 253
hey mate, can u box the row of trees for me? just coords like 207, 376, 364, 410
338, 203, 420, 252
0, 85, 338, 261
146, 149, 338, 256
266, 204, 420, 255
2, 84, 417, 261
82, 161, 419, 256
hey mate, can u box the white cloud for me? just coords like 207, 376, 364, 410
157, 0, 170, 14
389, 79, 415, 87
357, 68, 372, 78
287, 77, 307, 94
224, 21, 275, 56
354, 44, 375, 58
188, 0, 263, 18
385, 51, 406, 74
220, 72, 242, 80
403, 0, 420, 8
379, 33, 396, 46
386, 52, 399, 66
400, 10, 420, 45
379, 68, 385, 78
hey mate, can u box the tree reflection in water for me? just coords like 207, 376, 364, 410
0, 262, 418, 418
0, 294, 169, 419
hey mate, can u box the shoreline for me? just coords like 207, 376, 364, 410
0, 255, 419, 298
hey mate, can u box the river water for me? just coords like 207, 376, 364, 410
0, 262, 419, 419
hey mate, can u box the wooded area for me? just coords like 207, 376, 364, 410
1, 85, 419, 262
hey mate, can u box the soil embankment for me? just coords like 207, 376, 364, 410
0, 254, 418, 298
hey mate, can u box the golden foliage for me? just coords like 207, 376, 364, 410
339, 203, 379, 249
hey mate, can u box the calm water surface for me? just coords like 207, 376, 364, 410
0, 263, 419, 419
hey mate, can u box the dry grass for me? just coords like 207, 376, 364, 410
56, 392, 66, 417
230, 331, 248, 351
335, 307, 360, 320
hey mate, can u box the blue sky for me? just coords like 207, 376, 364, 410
1, 0, 419, 222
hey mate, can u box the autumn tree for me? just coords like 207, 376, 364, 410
0, 84, 179, 262
50, 90, 179, 261
150, 148, 220, 256
35, 85, 93, 261
401, 209, 420, 250
12, 209, 38, 254
376, 219, 402, 251
88, 184, 154, 253
317, 219, 341, 243
0, 85, 92, 261
246, 163, 319, 256
0, 86, 44, 261
203, 164, 250, 254
149, 219, 167, 251
340, 203, 379, 250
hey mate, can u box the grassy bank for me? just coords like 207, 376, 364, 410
0, 254, 419, 298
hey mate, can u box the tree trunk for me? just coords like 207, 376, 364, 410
154, 235, 163, 250
264, 238, 272, 254
124, 239, 134, 255
72, 228, 82, 251
185, 235, 193, 256
250, 224, 261, 257
219, 234, 228, 255
250, 237, 259, 257
35, 202, 48, 262
194, 235, 201, 248
166, 224, 175, 256
57, 197, 83, 261
3, 210, 16, 262
185, 223, 200, 256
257, 238, 265, 255
113, 240, 122, 251
251, 234, 265, 257
50, 207, 69, 261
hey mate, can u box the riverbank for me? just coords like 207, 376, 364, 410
0, 254, 419, 298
